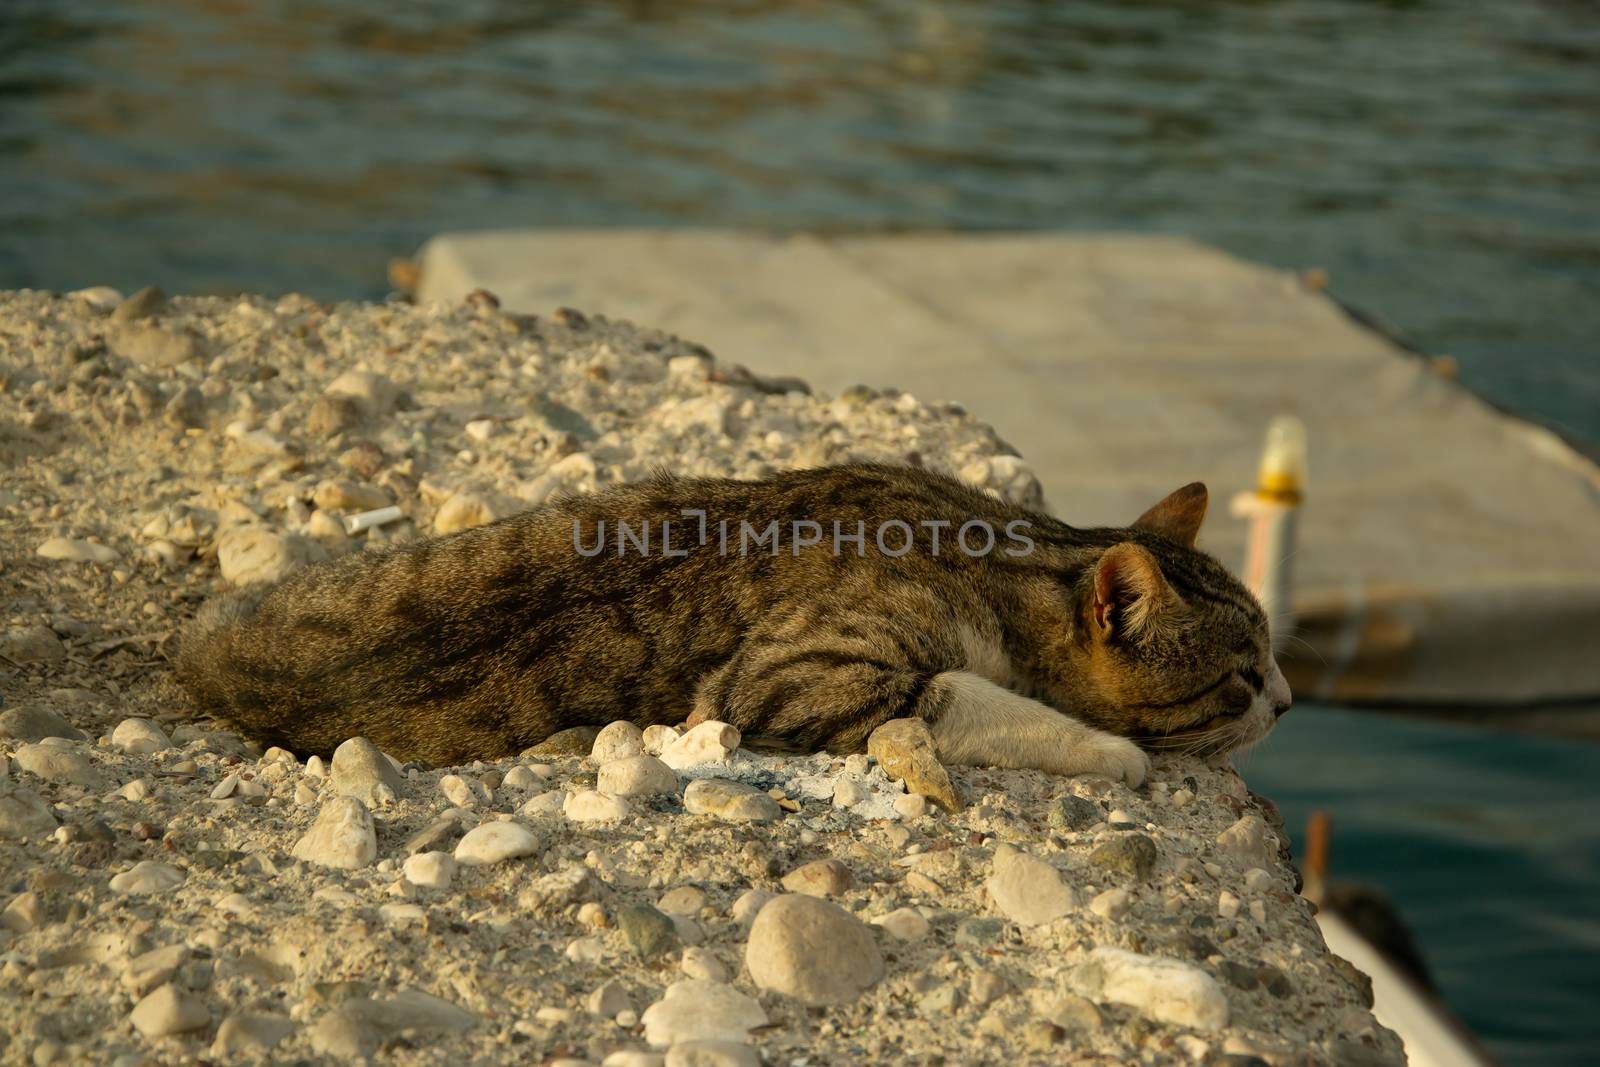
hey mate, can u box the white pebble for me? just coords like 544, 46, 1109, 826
592, 721, 646, 762
454, 821, 540, 866
405, 851, 457, 889
565, 790, 631, 822
598, 755, 679, 798
111, 718, 172, 754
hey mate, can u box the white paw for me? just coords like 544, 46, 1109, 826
1078, 734, 1150, 788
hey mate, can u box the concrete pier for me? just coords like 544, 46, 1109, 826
416, 229, 1600, 707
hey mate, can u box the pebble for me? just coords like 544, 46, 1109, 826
866, 717, 962, 812
405, 850, 457, 888
970, 969, 1010, 1006
657, 885, 708, 916
604, 1053, 666, 1067
501, 764, 545, 791
642, 724, 680, 755
599, 755, 680, 797
681, 947, 729, 982
1049, 793, 1102, 831
35, 537, 119, 564
1090, 888, 1132, 921
1218, 890, 1242, 919
986, 846, 1075, 926
781, 858, 855, 897
291, 796, 377, 869
109, 322, 201, 368
0, 704, 85, 743
892, 792, 928, 820
2, 625, 66, 665
730, 889, 775, 926
832, 777, 869, 807
617, 903, 679, 958
745, 893, 884, 1005
324, 369, 399, 415
1072, 947, 1229, 1032
682, 778, 781, 823
12, 743, 104, 789
129, 983, 209, 1037
592, 721, 646, 762
210, 1013, 294, 1058
111, 717, 173, 754
454, 820, 540, 866
873, 907, 930, 941
109, 860, 185, 895
1088, 833, 1158, 881
1243, 867, 1275, 892
523, 789, 568, 816
216, 527, 320, 586
640, 979, 767, 1047
589, 979, 634, 1018
1216, 815, 1278, 869
566, 789, 632, 822
1, 891, 45, 933
659, 720, 740, 770
329, 736, 406, 803
665, 1041, 761, 1067
122, 944, 189, 994
440, 774, 486, 808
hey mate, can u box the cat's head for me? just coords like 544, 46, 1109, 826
1074, 483, 1291, 758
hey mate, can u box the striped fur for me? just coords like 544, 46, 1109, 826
175, 464, 1289, 778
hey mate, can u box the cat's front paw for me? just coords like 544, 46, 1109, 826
1078, 733, 1150, 788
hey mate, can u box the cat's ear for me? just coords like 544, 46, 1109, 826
1092, 543, 1179, 640
1132, 482, 1208, 548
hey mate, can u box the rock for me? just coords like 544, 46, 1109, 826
1072, 947, 1229, 1032
833, 778, 869, 808
1037, 991, 1103, 1033
730, 889, 775, 926
71, 284, 123, 311
589, 979, 634, 1018
0, 705, 85, 743
0, 786, 58, 838
566, 789, 631, 822
111, 718, 172, 754
1090, 888, 1132, 921
1216, 815, 1277, 869
599, 755, 679, 798
867, 718, 962, 812
210, 1013, 294, 1058
955, 917, 1005, 946
109, 860, 185, 895
892, 793, 927, 820
217, 527, 321, 586
1, 625, 66, 665
110, 322, 201, 368
1243, 867, 1274, 892
440, 774, 485, 808
454, 820, 540, 866
129, 983, 209, 1037
969, 969, 1010, 1006
324, 369, 399, 416
501, 765, 545, 791
122, 943, 189, 994
1049, 794, 1101, 831
35, 537, 118, 564
111, 285, 166, 322
682, 778, 781, 823
13, 743, 103, 789
314, 479, 391, 513
404, 850, 456, 889
657, 886, 707, 916
329, 736, 406, 803
873, 907, 930, 941
592, 721, 646, 762
642, 724, 680, 755
660, 721, 740, 770
617, 904, 678, 958
665, 1041, 761, 1067
292, 796, 377, 869
680, 947, 729, 982
528, 725, 601, 756
405, 812, 463, 854
745, 893, 884, 1005
986, 847, 1075, 926
1, 891, 45, 933
640, 979, 766, 1047
1088, 834, 1158, 881
522, 789, 567, 816
434, 490, 523, 534
781, 858, 855, 898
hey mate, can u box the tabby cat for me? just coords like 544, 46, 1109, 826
176, 463, 1291, 785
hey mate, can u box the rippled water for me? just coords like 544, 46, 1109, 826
3, 2, 1599, 1062
2, 0, 1598, 440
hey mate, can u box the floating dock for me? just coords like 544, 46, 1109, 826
416, 230, 1600, 708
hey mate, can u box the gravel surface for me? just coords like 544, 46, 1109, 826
0, 287, 1402, 1065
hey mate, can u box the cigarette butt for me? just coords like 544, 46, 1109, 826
344, 506, 403, 535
